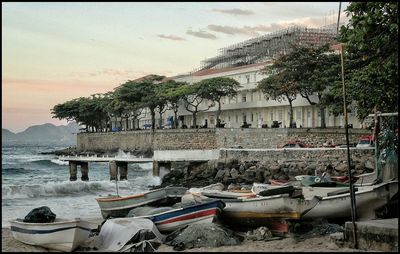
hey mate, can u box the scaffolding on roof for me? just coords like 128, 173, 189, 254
195, 24, 340, 72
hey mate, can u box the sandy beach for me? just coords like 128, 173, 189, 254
2, 226, 374, 252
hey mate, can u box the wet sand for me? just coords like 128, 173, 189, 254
2, 227, 374, 252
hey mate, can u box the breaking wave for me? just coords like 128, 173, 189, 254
2, 175, 161, 199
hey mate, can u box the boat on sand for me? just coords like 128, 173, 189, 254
10, 218, 92, 252
96, 186, 188, 219
302, 180, 398, 220
135, 200, 225, 232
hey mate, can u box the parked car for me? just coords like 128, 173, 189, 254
277, 141, 311, 148
143, 124, 152, 129
356, 135, 374, 148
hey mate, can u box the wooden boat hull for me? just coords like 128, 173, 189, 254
142, 200, 225, 232
10, 218, 92, 252
302, 180, 398, 220
96, 187, 187, 219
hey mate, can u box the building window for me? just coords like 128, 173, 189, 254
228, 116, 231, 121
259, 92, 262, 100
254, 73, 257, 82
243, 114, 247, 123
242, 95, 247, 102
270, 112, 273, 121
279, 110, 283, 120
251, 93, 254, 102
235, 114, 238, 123
251, 113, 254, 122
246, 75, 250, 84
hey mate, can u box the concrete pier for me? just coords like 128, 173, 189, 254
109, 161, 117, 181
153, 161, 160, 177
118, 162, 128, 180
69, 161, 77, 181
80, 162, 89, 181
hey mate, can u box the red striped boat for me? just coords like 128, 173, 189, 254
138, 200, 225, 232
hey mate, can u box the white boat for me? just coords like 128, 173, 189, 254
182, 189, 321, 234
220, 194, 321, 229
302, 180, 398, 220
10, 218, 92, 252
96, 186, 187, 219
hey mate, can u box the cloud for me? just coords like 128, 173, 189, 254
212, 8, 254, 16
157, 34, 186, 41
186, 29, 217, 40
207, 15, 349, 37
207, 25, 259, 36
70, 69, 150, 79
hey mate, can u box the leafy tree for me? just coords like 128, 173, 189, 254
338, 2, 398, 120
257, 55, 300, 128
51, 99, 81, 125
181, 82, 214, 128
115, 75, 166, 131
156, 80, 187, 129
196, 77, 241, 127
283, 44, 342, 127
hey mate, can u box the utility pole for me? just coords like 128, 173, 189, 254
340, 43, 358, 249
337, 2, 342, 33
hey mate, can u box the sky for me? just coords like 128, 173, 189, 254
2, 2, 350, 133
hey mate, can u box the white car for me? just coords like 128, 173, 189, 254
356, 139, 374, 148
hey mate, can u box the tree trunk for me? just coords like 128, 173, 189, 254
174, 109, 178, 129
320, 107, 326, 128
192, 112, 197, 128
289, 100, 294, 128
216, 101, 222, 127
158, 112, 163, 129
151, 109, 156, 131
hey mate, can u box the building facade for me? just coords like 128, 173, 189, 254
113, 25, 362, 130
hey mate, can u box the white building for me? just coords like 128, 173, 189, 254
118, 25, 362, 130
135, 61, 361, 130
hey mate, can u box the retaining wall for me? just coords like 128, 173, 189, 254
77, 128, 372, 152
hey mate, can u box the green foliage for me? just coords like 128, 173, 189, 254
196, 77, 241, 124
51, 95, 109, 132
114, 75, 166, 130
338, 2, 398, 120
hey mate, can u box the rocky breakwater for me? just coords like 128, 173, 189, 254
158, 153, 376, 188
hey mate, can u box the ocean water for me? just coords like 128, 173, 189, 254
1, 145, 161, 228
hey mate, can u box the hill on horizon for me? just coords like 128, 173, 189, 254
2, 122, 79, 146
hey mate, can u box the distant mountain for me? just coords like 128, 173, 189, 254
2, 122, 79, 146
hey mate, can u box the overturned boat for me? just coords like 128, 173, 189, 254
10, 218, 92, 252
95, 186, 188, 219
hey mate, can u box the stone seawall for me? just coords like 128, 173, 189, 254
77, 128, 372, 153
216, 128, 371, 148
77, 129, 218, 154
159, 148, 376, 188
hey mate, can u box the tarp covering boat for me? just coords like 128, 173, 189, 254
94, 217, 165, 252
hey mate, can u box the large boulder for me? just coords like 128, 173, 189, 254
165, 223, 243, 251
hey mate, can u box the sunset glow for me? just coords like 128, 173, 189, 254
2, 2, 350, 132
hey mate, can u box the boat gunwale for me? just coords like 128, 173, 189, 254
310, 181, 398, 201
95, 193, 147, 202
10, 218, 86, 227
